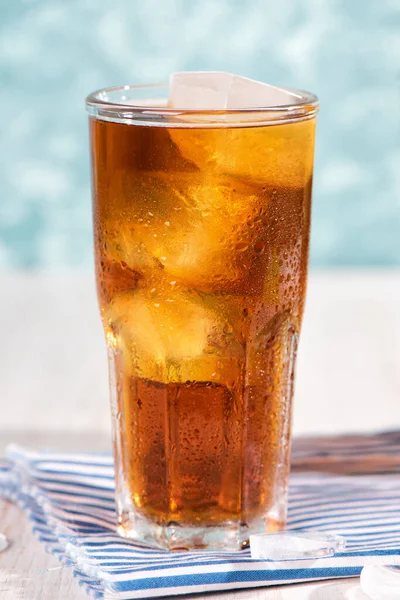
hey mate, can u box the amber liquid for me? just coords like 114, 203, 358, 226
90, 116, 315, 533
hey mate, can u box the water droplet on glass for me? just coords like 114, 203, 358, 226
235, 242, 248, 252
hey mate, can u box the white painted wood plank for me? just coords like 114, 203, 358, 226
0, 500, 88, 600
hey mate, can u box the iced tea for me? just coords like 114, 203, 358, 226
88, 90, 317, 550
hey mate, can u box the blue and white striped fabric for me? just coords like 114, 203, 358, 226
1, 432, 400, 599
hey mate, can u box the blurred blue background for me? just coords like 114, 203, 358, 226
1, 0, 399, 269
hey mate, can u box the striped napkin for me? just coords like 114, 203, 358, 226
1, 432, 400, 599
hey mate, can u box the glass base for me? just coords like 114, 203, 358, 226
117, 509, 284, 551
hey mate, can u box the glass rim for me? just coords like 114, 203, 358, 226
86, 83, 319, 127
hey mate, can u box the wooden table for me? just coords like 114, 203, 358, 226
2, 271, 399, 598
0, 432, 371, 600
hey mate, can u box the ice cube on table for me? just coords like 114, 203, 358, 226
250, 532, 346, 561
360, 565, 400, 600
168, 71, 301, 110
0, 533, 8, 552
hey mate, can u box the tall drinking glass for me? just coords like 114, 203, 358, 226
86, 84, 318, 551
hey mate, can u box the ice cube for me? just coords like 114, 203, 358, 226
106, 289, 244, 384
250, 532, 346, 561
169, 100, 315, 189
154, 174, 265, 293
0, 534, 8, 553
107, 291, 209, 361
169, 72, 233, 110
104, 173, 266, 294
360, 565, 400, 600
227, 74, 301, 109
106, 290, 211, 382
169, 71, 301, 110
